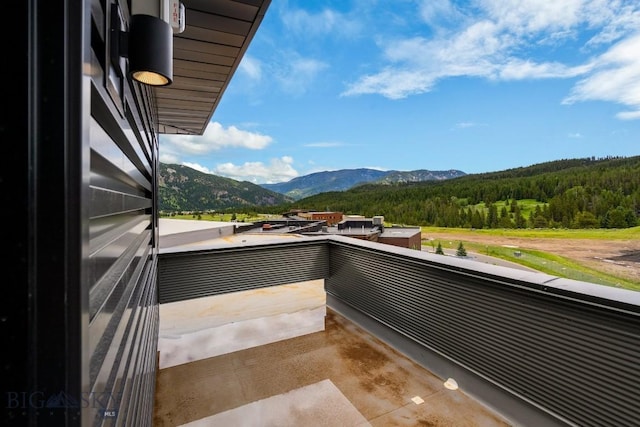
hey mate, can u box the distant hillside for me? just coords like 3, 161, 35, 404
372, 169, 466, 185
262, 168, 466, 199
287, 156, 640, 229
159, 163, 293, 211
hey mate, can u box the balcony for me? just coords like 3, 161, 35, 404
153, 230, 640, 427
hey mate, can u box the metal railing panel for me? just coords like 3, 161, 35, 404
158, 239, 329, 303
325, 238, 640, 427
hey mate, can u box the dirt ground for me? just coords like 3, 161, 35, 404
421, 231, 640, 284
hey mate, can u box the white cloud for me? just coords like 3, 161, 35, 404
304, 142, 344, 148
276, 57, 329, 95
616, 110, 640, 120
563, 33, 640, 118
214, 156, 299, 184
418, 0, 464, 27
498, 59, 592, 80
239, 55, 262, 81
281, 7, 361, 38
342, 0, 640, 119
480, 0, 583, 35
342, 68, 438, 100
159, 152, 180, 164
568, 132, 583, 138
160, 122, 273, 156
182, 162, 213, 174
455, 122, 487, 129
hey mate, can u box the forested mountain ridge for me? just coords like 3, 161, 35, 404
283, 156, 640, 229
371, 169, 467, 185
159, 163, 293, 211
261, 168, 466, 199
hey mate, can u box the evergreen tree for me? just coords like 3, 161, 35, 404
486, 203, 498, 228
456, 241, 467, 257
435, 242, 444, 255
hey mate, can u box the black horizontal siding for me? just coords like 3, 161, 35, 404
87, 4, 159, 423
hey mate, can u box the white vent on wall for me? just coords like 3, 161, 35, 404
131, 0, 185, 33
163, 0, 186, 33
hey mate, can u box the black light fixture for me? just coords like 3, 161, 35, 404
111, 1, 183, 87
127, 14, 173, 86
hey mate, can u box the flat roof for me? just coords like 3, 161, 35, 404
380, 227, 421, 238
159, 218, 231, 236
154, 308, 510, 426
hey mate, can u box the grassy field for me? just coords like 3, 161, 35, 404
165, 213, 268, 222
462, 242, 639, 291
422, 226, 640, 291
470, 198, 541, 218
421, 225, 640, 240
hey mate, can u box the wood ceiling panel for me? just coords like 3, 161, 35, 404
159, 125, 201, 134
159, 112, 212, 121
173, 50, 236, 71
172, 76, 225, 89
157, 98, 213, 109
174, 38, 238, 59
179, 26, 245, 47
166, 81, 221, 93
173, 67, 229, 81
174, 59, 231, 77
158, 116, 209, 125
173, 49, 235, 70
187, 10, 252, 35
173, 68, 229, 83
158, 0, 271, 135
156, 88, 218, 103
183, 0, 258, 21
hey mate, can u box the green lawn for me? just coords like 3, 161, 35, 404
461, 242, 640, 291
470, 198, 541, 219
422, 228, 639, 291
164, 213, 266, 222
421, 225, 640, 240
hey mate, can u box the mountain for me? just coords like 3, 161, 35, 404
262, 168, 466, 199
159, 163, 293, 211
372, 169, 467, 185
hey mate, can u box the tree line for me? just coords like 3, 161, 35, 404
277, 156, 640, 229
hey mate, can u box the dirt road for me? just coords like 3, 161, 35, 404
421, 231, 640, 283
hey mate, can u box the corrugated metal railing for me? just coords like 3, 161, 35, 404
158, 239, 329, 303
158, 236, 640, 427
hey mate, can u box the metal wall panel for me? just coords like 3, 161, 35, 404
325, 240, 640, 427
158, 241, 329, 303
85, 1, 160, 424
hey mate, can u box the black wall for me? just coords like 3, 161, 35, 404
3, 0, 160, 425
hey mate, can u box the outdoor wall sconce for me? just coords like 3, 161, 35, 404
126, 14, 174, 86
111, 1, 184, 87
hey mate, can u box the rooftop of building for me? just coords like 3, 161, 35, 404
155, 218, 640, 427
153, 283, 511, 427
379, 227, 421, 238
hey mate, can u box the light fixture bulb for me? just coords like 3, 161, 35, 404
132, 70, 170, 86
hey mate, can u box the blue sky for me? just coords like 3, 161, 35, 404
160, 0, 640, 184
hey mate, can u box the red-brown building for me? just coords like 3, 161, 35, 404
297, 211, 344, 226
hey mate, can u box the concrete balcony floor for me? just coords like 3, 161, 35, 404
153, 308, 511, 426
